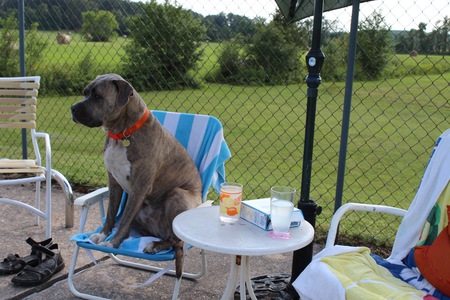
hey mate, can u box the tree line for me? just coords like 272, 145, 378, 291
1, 0, 449, 94
0, 0, 258, 42
1, 0, 449, 54
395, 19, 450, 55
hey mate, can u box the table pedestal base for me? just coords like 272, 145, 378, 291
221, 256, 297, 300
235, 273, 297, 300
221, 255, 257, 300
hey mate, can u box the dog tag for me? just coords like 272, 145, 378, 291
122, 139, 131, 147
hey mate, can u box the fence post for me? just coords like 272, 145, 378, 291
18, 0, 28, 159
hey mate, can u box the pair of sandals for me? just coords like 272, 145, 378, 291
0, 237, 65, 286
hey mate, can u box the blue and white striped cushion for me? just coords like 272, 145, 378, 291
152, 110, 231, 200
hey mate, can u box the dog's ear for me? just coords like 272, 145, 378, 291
113, 79, 133, 108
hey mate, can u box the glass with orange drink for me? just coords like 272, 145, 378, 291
219, 182, 243, 223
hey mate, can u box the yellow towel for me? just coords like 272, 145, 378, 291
322, 247, 424, 300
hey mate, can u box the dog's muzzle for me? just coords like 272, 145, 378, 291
71, 102, 102, 127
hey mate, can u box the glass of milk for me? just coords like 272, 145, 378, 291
269, 186, 296, 239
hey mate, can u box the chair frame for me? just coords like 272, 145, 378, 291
325, 203, 407, 249
68, 111, 230, 300
0, 76, 54, 238
68, 187, 207, 300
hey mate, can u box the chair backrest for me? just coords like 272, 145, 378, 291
0, 76, 41, 129
152, 110, 231, 201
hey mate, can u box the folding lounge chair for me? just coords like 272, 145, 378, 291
293, 128, 450, 300
0, 76, 53, 238
0, 76, 74, 236
68, 111, 231, 300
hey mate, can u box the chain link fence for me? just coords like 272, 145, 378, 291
1, 0, 449, 247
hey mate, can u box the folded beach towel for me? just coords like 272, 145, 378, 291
390, 129, 450, 263
152, 110, 231, 199
379, 129, 450, 299
374, 184, 450, 300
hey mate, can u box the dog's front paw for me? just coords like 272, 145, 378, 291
99, 241, 114, 248
143, 241, 159, 254
90, 233, 107, 244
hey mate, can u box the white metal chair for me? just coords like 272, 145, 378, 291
68, 111, 231, 300
0, 76, 54, 238
293, 128, 450, 299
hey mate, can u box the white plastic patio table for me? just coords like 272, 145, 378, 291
172, 205, 314, 300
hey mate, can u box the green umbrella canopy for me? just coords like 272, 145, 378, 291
275, 0, 373, 22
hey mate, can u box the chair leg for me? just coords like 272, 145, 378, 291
68, 245, 85, 298
172, 276, 181, 300
172, 242, 189, 300
68, 245, 108, 300
171, 244, 206, 299
35, 180, 41, 226
68, 245, 80, 297
198, 249, 207, 279
45, 173, 51, 239
34, 176, 52, 238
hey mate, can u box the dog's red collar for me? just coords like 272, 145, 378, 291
108, 108, 150, 141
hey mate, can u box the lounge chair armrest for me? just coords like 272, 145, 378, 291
50, 169, 74, 228
75, 187, 109, 233
34, 132, 51, 171
325, 203, 407, 248
74, 187, 109, 207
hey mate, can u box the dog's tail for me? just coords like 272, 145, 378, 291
174, 240, 184, 278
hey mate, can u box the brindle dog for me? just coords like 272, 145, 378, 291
71, 74, 202, 277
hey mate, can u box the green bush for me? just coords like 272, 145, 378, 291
40, 52, 96, 95
321, 36, 349, 82
248, 22, 302, 85
205, 36, 264, 85
216, 39, 243, 81
25, 23, 48, 75
0, 15, 20, 77
0, 15, 47, 77
208, 17, 303, 86
81, 10, 118, 42
356, 11, 392, 80
122, 1, 206, 90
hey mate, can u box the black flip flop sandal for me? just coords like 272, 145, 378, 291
11, 244, 64, 286
0, 237, 53, 275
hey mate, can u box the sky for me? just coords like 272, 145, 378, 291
149, 0, 450, 32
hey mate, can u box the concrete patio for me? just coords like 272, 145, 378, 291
0, 183, 321, 299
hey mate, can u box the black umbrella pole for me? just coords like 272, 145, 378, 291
289, 200, 321, 282
287, 49, 324, 299
288, 82, 323, 300
289, 0, 325, 293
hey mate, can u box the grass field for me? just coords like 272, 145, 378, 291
39, 32, 127, 72
36, 31, 450, 82
2, 31, 450, 245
